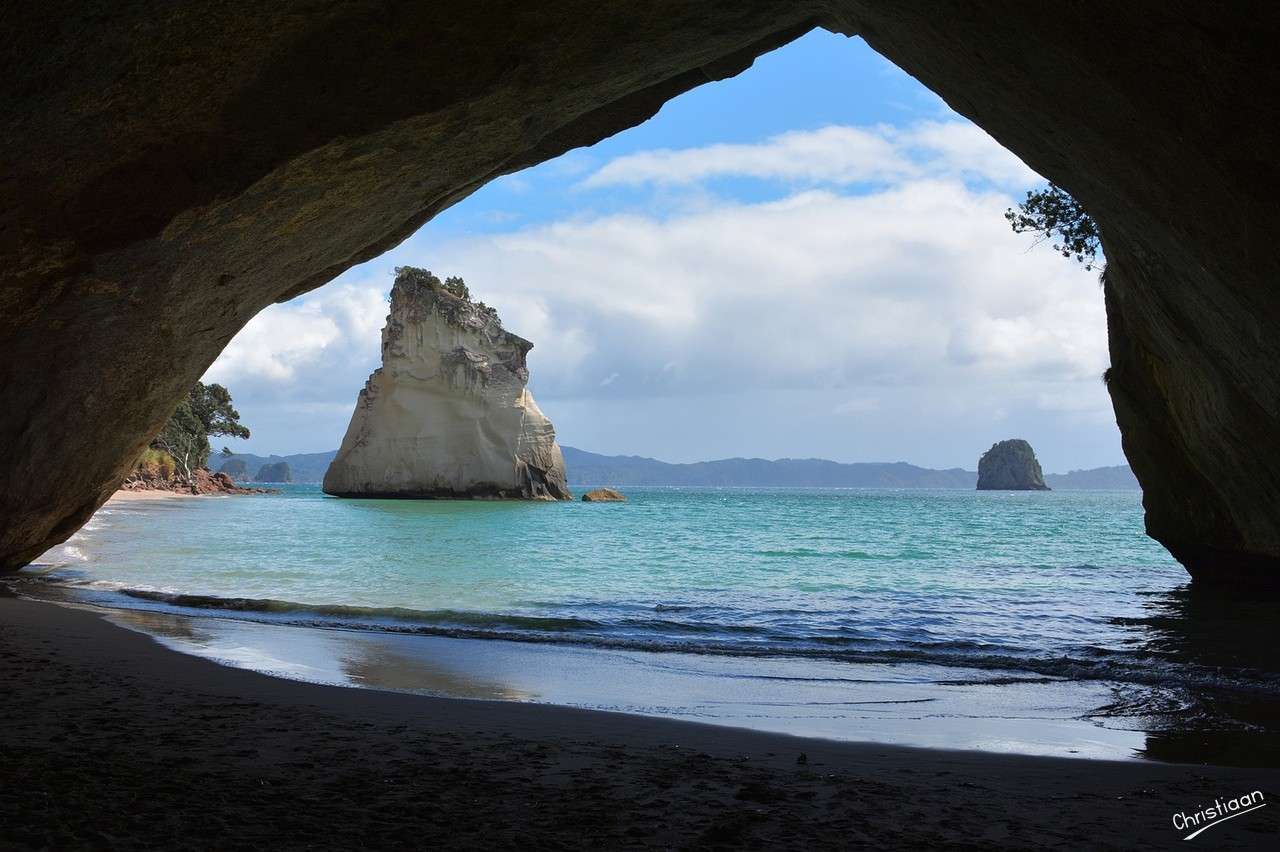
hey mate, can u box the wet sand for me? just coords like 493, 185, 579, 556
96, 605, 1150, 760
1, 595, 1277, 849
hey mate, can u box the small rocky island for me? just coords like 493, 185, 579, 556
219, 458, 250, 480
323, 267, 571, 500
976, 439, 1050, 491
255, 461, 293, 483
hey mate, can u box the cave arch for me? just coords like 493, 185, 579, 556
3, 2, 1278, 583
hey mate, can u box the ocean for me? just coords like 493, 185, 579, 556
19, 485, 1280, 763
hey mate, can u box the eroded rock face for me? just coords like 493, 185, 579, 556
976, 440, 1050, 491
3, 4, 1279, 584
323, 269, 570, 500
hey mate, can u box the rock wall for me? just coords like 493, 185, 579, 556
323, 269, 570, 500
3, 3, 1279, 585
976, 440, 1050, 491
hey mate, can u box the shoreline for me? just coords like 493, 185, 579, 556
13, 571, 1194, 764
29, 486, 1280, 769
89, 600, 1150, 761
2, 595, 1277, 848
107, 488, 202, 502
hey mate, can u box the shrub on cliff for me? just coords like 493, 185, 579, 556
1005, 184, 1102, 271
134, 448, 176, 479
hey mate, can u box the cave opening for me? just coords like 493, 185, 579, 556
205, 30, 1119, 487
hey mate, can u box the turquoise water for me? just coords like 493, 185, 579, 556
23, 485, 1280, 760
20, 485, 1197, 667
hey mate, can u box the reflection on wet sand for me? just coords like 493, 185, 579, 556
105, 607, 534, 702
1110, 584, 1280, 765
109, 607, 217, 644
95, 604, 1147, 759
339, 640, 534, 701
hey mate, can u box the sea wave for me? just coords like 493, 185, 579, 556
753, 548, 875, 560
117, 588, 605, 633
15, 576, 1280, 701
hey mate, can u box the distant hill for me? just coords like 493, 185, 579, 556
1044, 465, 1140, 490
216, 451, 336, 483
562, 447, 976, 488
215, 447, 1140, 490
562, 447, 1140, 490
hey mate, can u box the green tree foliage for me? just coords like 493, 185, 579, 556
1005, 184, 1102, 271
151, 382, 250, 480
189, 382, 250, 441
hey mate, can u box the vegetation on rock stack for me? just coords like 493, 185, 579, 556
149, 382, 250, 481
400, 268, 501, 325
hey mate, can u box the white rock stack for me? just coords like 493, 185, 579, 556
323, 267, 571, 500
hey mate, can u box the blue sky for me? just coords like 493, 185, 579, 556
422, 29, 952, 237
207, 30, 1122, 472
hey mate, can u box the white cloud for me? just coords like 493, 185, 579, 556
580, 121, 1037, 190
896, 121, 1040, 188
204, 282, 387, 394
433, 180, 1106, 404
582, 125, 909, 188
207, 312, 340, 382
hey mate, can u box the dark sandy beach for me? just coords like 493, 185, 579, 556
1, 595, 1276, 850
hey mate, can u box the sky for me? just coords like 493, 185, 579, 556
205, 30, 1121, 473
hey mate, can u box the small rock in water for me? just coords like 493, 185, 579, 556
582, 488, 626, 502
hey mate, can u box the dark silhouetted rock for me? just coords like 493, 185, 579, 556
976, 440, 1050, 491
255, 462, 293, 483
581, 488, 626, 502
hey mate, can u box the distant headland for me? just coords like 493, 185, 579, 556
217, 446, 1139, 490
